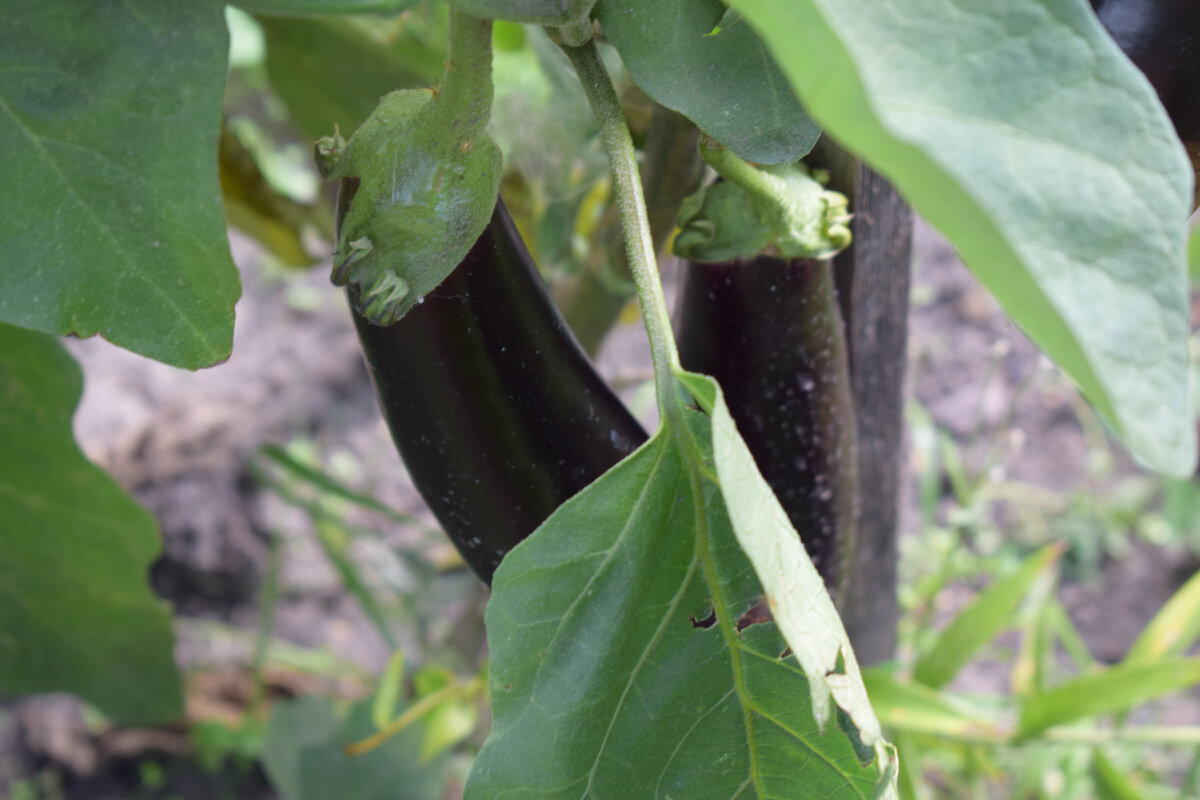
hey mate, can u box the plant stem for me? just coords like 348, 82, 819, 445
698, 135, 790, 229
438, 11, 493, 137
562, 107, 703, 355
345, 674, 485, 756
560, 39, 679, 419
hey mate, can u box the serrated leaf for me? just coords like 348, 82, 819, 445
259, 14, 441, 143
0, 0, 240, 370
467, 375, 894, 799
596, 0, 820, 164
235, 0, 418, 15
0, 323, 181, 724
913, 544, 1063, 690
262, 695, 448, 800
1018, 657, 1200, 739
727, 0, 1196, 476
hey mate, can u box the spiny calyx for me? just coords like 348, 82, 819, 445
317, 83, 501, 325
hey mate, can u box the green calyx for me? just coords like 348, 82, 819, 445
673, 139, 852, 264
315, 12, 501, 326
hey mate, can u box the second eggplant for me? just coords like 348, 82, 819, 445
675, 255, 857, 595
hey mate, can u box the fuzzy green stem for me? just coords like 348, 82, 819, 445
562, 107, 703, 355
561, 40, 679, 420
439, 11, 494, 137
698, 135, 792, 232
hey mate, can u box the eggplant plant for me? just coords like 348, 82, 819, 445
1, 0, 1198, 798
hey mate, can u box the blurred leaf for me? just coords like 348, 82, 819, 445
0, 0, 239, 369
219, 127, 319, 266
861, 668, 1001, 739
728, 0, 1196, 476
1190, 226, 1200, 283
419, 699, 476, 762
255, 443, 429, 529
891, 732, 927, 800
1092, 748, 1151, 800
1125, 569, 1200, 663
1011, 554, 1061, 697
1018, 657, 1200, 739
595, 1, 819, 164
259, 13, 442, 143
0, 323, 182, 723
371, 650, 405, 730
914, 544, 1063, 689
414, 664, 455, 697
236, 0, 419, 14
262, 696, 448, 800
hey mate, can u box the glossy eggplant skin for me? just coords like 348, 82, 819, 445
341, 181, 648, 583
1092, 0, 1200, 140
675, 257, 857, 594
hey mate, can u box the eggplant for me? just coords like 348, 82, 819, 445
675, 256, 857, 594
1091, 0, 1200, 141
338, 179, 648, 583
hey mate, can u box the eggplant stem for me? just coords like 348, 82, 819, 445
559, 38, 681, 424
437, 11, 493, 138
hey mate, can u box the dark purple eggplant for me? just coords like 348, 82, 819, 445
1092, 0, 1200, 141
339, 179, 648, 583
675, 256, 857, 594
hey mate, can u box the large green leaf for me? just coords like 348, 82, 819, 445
261, 695, 448, 800
0, 323, 181, 724
466, 374, 894, 799
727, 0, 1196, 476
259, 14, 442, 143
0, 0, 240, 370
595, 1, 820, 164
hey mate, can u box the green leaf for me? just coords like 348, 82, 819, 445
1092, 749, 1151, 800
1018, 657, 1200, 739
913, 544, 1063, 689
727, 0, 1196, 476
371, 650, 406, 730
595, 0, 820, 164
467, 374, 895, 799
259, 14, 441, 144
689, 372, 890, 762
1124, 569, 1200, 664
0, 322, 181, 723
235, 0, 418, 15
0, 0, 240, 370
262, 695, 448, 800
860, 668, 1001, 740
